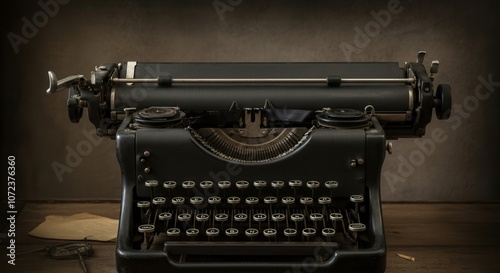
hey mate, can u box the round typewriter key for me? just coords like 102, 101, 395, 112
145, 180, 158, 187
264, 196, 277, 204
329, 213, 343, 221
163, 180, 176, 189
300, 197, 313, 205
253, 180, 267, 188
218, 180, 231, 189
227, 196, 240, 205
167, 228, 181, 237
348, 223, 366, 232
322, 228, 336, 237
306, 180, 320, 189
263, 228, 277, 237
208, 196, 221, 205
284, 228, 297, 237
253, 213, 267, 222
271, 180, 284, 189
225, 228, 239, 237
318, 197, 331, 205
325, 181, 339, 189
159, 212, 172, 220
178, 213, 192, 222
195, 213, 209, 222
302, 228, 316, 237
350, 195, 364, 203
186, 228, 199, 237
138, 224, 155, 233
215, 213, 229, 222
291, 213, 304, 222
200, 180, 213, 189
190, 196, 204, 205
137, 201, 150, 208
282, 196, 295, 205
206, 228, 219, 237
289, 180, 302, 187
245, 197, 259, 205
245, 228, 259, 237
310, 213, 323, 222
171, 197, 185, 205
236, 180, 249, 189
234, 213, 248, 222
272, 213, 285, 222
182, 181, 195, 189
152, 197, 166, 205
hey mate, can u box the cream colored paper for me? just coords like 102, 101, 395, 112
29, 213, 118, 242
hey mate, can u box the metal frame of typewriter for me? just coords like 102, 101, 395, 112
47, 51, 451, 273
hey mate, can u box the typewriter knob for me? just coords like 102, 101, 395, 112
152, 197, 166, 205
166, 228, 181, 237
195, 213, 209, 222
138, 224, 155, 233
325, 181, 339, 189
271, 180, 284, 189
284, 228, 297, 237
300, 197, 313, 205
137, 201, 150, 208
215, 213, 229, 222
245, 197, 259, 205
225, 228, 239, 237
236, 181, 249, 189
253, 213, 267, 222
208, 196, 222, 205
322, 228, 336, 237
190, 196, 204, 205
302, 228, 316, 237
234, 213, 248, 222
163, 181, 177, 189
218, 181, 231, 189
159, 212, 172, 221
227, 196, 241, 205
434, 84, 452, 120
348, 223, 366, 232
291, 213, 304, 222
245, 228, 259, 237
263, 228, 277, 237
186, 228, 199, 237
272, 213, 285, 222
318, 197, 332, 205
264, 196, 277, 204
200, 181, 214, 189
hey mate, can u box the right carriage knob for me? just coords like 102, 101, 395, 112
434, 84, 452, 120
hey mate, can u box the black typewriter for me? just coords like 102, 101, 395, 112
47, 51, 451, 273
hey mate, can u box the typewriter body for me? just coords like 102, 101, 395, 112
47, 51, 451, 273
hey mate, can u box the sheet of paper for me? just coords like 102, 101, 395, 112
29, 213, 118, 242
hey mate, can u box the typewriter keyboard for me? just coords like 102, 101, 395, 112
135, 179, 368, 252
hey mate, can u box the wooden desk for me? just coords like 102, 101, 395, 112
1, 203, 499, 272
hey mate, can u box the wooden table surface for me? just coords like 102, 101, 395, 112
1, 203, 499, 273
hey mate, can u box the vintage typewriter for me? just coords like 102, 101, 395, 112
46, 51, 451, 273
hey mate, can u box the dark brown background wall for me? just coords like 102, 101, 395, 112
2, 0, 499, 201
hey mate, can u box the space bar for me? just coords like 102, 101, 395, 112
164, 241, 338, 256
